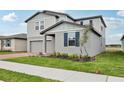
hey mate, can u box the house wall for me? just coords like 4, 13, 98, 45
27, 12, 74, 53
46, 23, 103, 56
55, 30, 102, 57
0, 39, 15, 51
76, 18, 106, 52
0, 39, 27, 51
14, 39, 27, 51
122, 40, 124, 52
26, 12, 105, 55
27, 13, 74, 38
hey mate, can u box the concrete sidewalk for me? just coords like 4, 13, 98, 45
0, 61, 124, 82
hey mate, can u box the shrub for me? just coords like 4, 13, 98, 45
68, 54, 79, 61
49, 52, 94, 62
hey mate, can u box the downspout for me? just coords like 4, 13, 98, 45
44, 34, 47, 53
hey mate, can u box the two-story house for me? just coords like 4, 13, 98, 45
25, 10, 106, 56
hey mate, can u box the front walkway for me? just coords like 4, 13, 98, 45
0, 61, 124, 82
0, 53, 33, 59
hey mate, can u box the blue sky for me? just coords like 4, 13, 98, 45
0, 10, 124, 44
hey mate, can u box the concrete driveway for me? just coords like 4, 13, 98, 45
0, 53, 33, 59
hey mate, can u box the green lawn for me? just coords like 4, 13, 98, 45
0, 51, 25, 55
0, 68, 58, 82
4, 50, 124, 77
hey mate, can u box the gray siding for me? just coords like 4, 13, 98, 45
122, 40, 124, 52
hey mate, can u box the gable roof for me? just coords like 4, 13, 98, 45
40, 21, 101, 37
75, 15, 107, 28
0, 33, 27, 40
121, 35, 124, 41
25, 10, 107, 28
25, 10, 75, 23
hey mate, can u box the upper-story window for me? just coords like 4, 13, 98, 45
35, 22, 39, 30
89, 20, 93, 26
40, 21, 44, 30
35, 21, 44, 31
80, 21, 83, 25
101, 26, 103, 31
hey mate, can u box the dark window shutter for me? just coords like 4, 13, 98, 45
64, 33, 68, 47
75, 32, 80, 46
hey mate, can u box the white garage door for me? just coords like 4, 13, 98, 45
30, 41, 43, 53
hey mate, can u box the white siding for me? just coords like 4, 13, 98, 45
76, 18, 106, 52
45, 23, 103, 56
27, 13, 56, 38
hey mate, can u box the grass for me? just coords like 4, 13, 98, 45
0, 68, 59, 82
0, 51, 26, 55
4, 48, 124, 77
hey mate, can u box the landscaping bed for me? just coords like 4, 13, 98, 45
47, 52, 95, 62
4, 50, 124, 77
0, 68, 59, 82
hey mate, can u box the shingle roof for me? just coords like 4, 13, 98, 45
25, 10, 75, 23
0, 33, 27, 40
25, 10, 106, 28
40, 21, 101, 37
75, 15, 107, 28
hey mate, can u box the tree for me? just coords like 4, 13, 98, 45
80, 25, 92, 56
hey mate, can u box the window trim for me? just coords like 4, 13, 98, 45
34, 21, 45, 31
34, 21, 40, 31
40, 21, 45, 30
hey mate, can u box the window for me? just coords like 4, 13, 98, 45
40, 21, 44, 30
101, 26, 103, 31
68, 32, 76, 46
89, 20, 93, 26
64, 32, 80, 47
35, 22, 39, 30
56, 17, 59, 22
6, 40, 11, 47
80, 21, 83, 25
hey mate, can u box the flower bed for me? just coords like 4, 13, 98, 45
48, 52, 95, 62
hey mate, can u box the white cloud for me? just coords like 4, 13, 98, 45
2, 12, 17, 22
117, 10, 124, 16
104, 17, 124, 29
50, 10, 66, 13
19, 22, 27, 27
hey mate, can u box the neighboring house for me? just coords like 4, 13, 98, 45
121, 35, 124, 52
0, 33, 27, 52
25, 10, 106, 56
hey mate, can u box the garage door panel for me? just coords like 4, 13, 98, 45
30, 41, 43, 53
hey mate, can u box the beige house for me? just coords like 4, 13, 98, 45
25, 10, 106, 56
0, 33, 27, 52
121, 35, 124, 52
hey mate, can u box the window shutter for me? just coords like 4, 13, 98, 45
64, 33, 68, 47
75, 32, 80, 46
